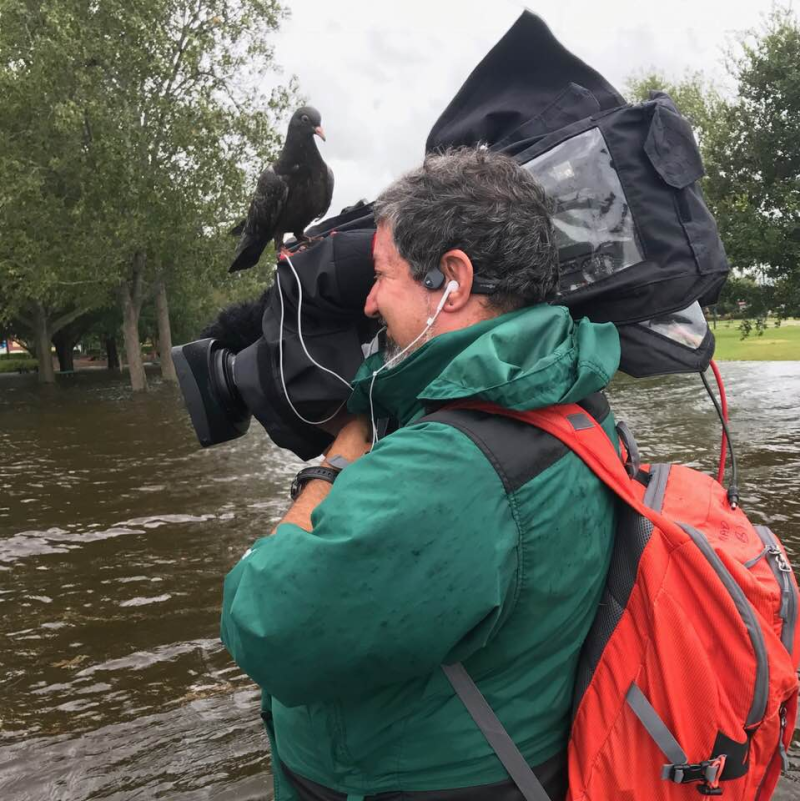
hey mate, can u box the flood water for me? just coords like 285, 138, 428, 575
0, 362, 798, 800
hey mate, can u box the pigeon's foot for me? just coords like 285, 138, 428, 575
294, 235, 324, 252
277, 247, 293, 262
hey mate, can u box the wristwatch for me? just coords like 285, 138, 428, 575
289, 455, 350, 501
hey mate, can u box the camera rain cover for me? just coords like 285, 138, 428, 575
427, 10, 729, 376
249, 230, 379, 459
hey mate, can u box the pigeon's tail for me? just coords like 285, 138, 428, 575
229, 233, 268, 273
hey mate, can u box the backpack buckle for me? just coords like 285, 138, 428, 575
662, 754, 727, 794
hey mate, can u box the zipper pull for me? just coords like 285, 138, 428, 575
769, 547, 792, 573
778, 704, 789, 773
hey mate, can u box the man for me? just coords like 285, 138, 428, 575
221, 148, 620, 801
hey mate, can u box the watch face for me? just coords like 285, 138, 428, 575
327, 455, 349, 470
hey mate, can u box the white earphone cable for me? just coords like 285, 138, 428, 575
282, 254, 352, 389
276, 253, 457, 442
367, 280, 459, 446
276, 266, 346, 426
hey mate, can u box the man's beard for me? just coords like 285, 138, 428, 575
383, 334, 405, 365
383, 331, 416, 366
380, 303, 433, 367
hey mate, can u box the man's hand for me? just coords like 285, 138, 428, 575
272, 415, 372, 535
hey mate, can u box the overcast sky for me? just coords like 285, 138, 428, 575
271, 0, 782, 216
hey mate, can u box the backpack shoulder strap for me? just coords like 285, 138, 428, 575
446, 401, 689, 545
419, 393, 613, 495
418, 406, 572, 494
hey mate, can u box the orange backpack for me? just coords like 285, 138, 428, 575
443, 402, 799, 800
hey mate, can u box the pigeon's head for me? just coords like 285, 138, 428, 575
289, 106, 325, 142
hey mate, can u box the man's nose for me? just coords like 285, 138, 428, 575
364, 283, 379, 318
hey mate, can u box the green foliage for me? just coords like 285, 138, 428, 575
0, 356, 38, 373
627, 7, 800, 339
625, 70, 728, 151
0, 0, 296, 358
715, 273, 772, 317
0, 1, 117, 322
705, 7, 800, 319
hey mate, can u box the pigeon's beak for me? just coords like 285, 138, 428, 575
314, 126, 326, 142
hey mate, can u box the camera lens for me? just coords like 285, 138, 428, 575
172, 339, 251, 447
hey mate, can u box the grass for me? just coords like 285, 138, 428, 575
712, 318, 800, 361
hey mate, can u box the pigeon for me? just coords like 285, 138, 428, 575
229, 106, 334, 272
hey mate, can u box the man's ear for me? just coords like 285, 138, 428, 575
438, 249, 474, 311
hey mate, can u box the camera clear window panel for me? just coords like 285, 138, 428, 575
522, 128, 643, 293
636, 301, 708, 349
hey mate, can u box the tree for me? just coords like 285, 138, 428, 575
0, 3, 114, 383
82, 306, 125, 372
626, 70, 728, 154
0, 0, 295, 389
626, 10, 800, 330
74, 0, 293, 390
704, 7, 800, 317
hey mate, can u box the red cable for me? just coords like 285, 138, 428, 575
710, 359, 728, 484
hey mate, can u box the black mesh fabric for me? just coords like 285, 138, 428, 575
572, 505, 654, 712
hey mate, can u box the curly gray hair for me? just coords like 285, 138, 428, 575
373, 147, 558, 312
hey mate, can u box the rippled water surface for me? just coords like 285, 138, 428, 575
0, 363, 798, 800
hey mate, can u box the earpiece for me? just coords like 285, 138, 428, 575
423, 266, 445, 290
427, 280, 459, 325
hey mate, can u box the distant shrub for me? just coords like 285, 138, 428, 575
0, 357, 38, 373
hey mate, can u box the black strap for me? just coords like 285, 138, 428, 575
290, 465, 340, 500
615, 420, 641, 478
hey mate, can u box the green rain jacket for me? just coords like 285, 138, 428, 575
221, 304, 620, 800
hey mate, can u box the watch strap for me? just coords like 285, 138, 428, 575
290, 465, 341, 500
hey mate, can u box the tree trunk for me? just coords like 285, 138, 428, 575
105, 336, 120, 371
120, 251, 148, 392
52, 331, 76, 372
50, 309, 100, 373
56, 340, 75, 372
154, 277, 177, 383
33, 303, 55, 384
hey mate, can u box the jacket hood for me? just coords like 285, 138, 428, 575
349, 304, 620, 426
